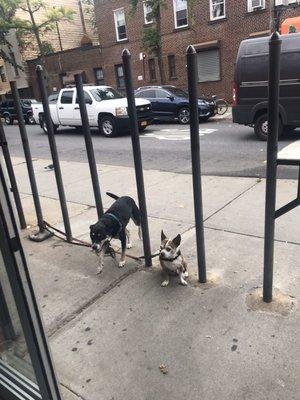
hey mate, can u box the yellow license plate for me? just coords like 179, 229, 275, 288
141, 121, 147, 127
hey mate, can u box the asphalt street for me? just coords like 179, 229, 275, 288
4, 119, 300, 179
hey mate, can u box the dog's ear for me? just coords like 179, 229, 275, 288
172, 234, 181, 248
161, 230, 166, 242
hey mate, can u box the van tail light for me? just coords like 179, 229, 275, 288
233, 82, 238, 106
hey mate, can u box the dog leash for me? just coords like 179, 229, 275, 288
42, 221, 159, 262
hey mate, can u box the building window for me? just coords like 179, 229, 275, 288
144, 1, 153, 24
148, 58, 156, 81
94, 68, 104, 85
210, 0, 226, 20
173, 0, 188, 29
0, 66, 7, 82
115, 64, 125, 88
114, 8, 127, 41
197, 49, 220, 82
247, 0, 265, 12
168, 55, 176, 79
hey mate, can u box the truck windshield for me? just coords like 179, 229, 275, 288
91, 88, 123, 101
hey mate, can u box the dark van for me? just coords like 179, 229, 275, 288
232, 33, 300, 140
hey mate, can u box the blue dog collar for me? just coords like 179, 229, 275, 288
106, 213, 122, 232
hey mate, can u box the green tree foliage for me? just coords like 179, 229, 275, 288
129, 0, 195, 84
0, 0, 75, 70
81, 0, 97, 32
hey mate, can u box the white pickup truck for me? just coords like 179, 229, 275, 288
35, 86, 153, 137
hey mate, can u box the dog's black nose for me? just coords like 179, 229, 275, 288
92, 243, 99, 251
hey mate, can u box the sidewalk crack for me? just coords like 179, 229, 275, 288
48, 266, 139, 339
204, 181, 260, 222
205, 225, 300, 246
60, 382, 86, 400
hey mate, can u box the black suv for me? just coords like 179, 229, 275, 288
0, 99, 35, 125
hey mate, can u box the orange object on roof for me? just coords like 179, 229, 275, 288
281, 17, 300, 34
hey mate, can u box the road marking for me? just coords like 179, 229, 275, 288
142, 128, 218, 141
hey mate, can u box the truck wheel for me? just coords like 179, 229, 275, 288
4, 114, 13, 125
99, 115, 117, 137
178, 107, 190, 124
254, 113, 283, 141
41, 118, 57, 134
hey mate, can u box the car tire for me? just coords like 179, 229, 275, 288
3, 114, 13, 125
200, 116, 210, 123
178, 107, 190, 125
99, 115, 117, 137
27, 114, 35, 125
138, 126, 147, 133
254, 113, 283, 141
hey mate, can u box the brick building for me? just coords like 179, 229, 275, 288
28, 0, 300, 100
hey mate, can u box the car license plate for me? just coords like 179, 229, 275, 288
141, 121, 147, 127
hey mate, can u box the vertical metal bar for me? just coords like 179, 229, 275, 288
36, 65, 72, 242
74, 74, 103, 219
122, 49, 152, 267
10, 81, 48, 237
186, 45, 207, 283
0, 118, 27, 229
0, 282, 16, 340
0, 161, 62, 400
263, 32, 282, 303
297, 166, 300, 200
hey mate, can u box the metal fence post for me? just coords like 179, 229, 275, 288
263, 32, 282, 303
122, 49, 152, 267
186, 45, 207, 283
36, 65, 72, 242
74, 74, 104, 219
0, 118, 27, 229
10, 81, 52, 241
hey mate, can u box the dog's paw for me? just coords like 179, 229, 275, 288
161, 280, 169, 287
184, 271, 189, 278
126, 243, 133, 249
118, 261, 126, 268
180, 279, 188, 286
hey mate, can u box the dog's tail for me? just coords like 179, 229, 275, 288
106, 192, 119, 200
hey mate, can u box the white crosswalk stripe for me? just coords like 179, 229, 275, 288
142, 128, 218, 141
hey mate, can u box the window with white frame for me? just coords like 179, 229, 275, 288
114, 8, 127, 42
173, 0, 188, 29
210, 0, 226, 20
247, 0, 265, 12
144, 1, 153, 24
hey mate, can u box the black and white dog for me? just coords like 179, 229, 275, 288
90, 192, 142, 274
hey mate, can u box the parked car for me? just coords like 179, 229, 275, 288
135, 85, 211, 124
233, 33, 300, 140
38, 86, 152, 137
0, 99, 35, 125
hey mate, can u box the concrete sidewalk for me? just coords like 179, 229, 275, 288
11, 156, 300, 400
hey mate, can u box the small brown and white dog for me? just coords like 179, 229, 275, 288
159, 230, 188, 287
